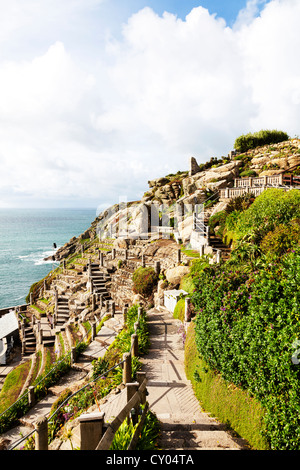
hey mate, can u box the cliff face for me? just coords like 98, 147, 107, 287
241, 138, 300, 175
48, 138, 300, 263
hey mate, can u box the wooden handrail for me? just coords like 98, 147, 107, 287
95, 378, 147, 450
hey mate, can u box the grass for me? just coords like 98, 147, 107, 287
173, 298, 185, 322
0, 360, 32, 413
184, 321, 269, 450
180, 245, 200, 258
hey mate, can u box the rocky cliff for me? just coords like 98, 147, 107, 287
48, 138, 300, 263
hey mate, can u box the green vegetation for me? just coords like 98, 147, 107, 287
0, 360, 32, 413
186, 189, 300, 449
185, 323, 267, 450
109, 406, 160, 450
132, 267, 158, 297
234, 129, 289, 153
173, 298, 185, 322
45, 305, 150, 445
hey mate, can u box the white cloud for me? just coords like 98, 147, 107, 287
0, 0, 300, 209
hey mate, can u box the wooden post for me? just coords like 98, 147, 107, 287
184, 297, 191, 323
155, 261, 160, 276
136, 372, 147, 405
141, 254, 145, 267
28, 386, 36, 407
71, 347, 76, 365
35, 416, 48, 450
177, 249, 181, 264
131, 334, 138, 357
137, 306, 142, 319
111, 301, 115, 318
123, 352, 132, 384
126, 382, 139, 425
78, 412, 105, 450
54, 287, 58, 317
122, 306, 127, 323
91, 322, 97, 341
92, 293, 96, 312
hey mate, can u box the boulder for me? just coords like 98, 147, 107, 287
165, 266, 190, 286
113, 238, 128, 249
148, 177, 170, 188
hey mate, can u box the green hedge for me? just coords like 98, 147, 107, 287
184, 322, 268, 450
173, 298, 185, 322
191, 249, 300, 449
234, 129, 289, 153
225, 188, 300, 245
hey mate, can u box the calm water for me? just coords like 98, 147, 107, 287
0, 208, 96, 309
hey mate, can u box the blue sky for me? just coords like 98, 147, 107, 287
0, 0, 298, 210
108, 0, 256, 24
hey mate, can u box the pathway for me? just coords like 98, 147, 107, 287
1, 305, 250, 451
0, 310, 124, 450
142, 306, 249, 450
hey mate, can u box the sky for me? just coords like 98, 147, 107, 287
0, 0, 299, 211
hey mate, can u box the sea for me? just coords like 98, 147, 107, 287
0, 208, 96, 309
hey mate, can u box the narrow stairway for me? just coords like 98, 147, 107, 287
56, 296, 70, 327
142, 306, 249, 450
91, 263, 110, 300
208, 234, 231, 262
22, 323, 36, 357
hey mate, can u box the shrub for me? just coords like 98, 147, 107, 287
132, 267, 158, 297
184, 322, 268, 450
179, 274, 195, 295
229, 189, 300, 244
208, 210, 228, 239
191, 249, 300, 449
173, 298, 185, 322
234, 129, 289, 153
239, 169, 258, 177
260, 219, 300, 256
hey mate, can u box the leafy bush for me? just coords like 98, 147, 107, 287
260, 219, 300, 256
109, 406, 160, 450
179, 274, 195, 295
132, 267, 158, 297
191, 249, 300, 449
234, 129, 289, 153
228, 189, 300, 245
184, 323, 268, 450
208, 210, 228, 239
173, 298, 185, 322
239, 169, 258, 177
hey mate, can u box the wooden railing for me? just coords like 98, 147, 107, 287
8, 306, 149, 451
95, 374, 148, 450
220, 186, 268, 199
234, 174, 284, 188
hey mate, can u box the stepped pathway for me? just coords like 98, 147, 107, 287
0, 308, 124, 450
142, 306, 249, 450
209, 234, 231, 262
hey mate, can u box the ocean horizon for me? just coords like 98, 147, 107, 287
0, 208, 96, 309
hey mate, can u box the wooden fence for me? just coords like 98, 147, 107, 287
15, 309, 150, 451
